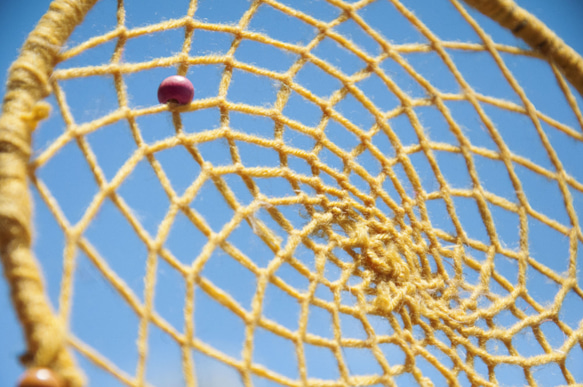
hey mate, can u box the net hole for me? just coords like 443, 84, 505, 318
303, 343, 341, 380
294, 61, 343, 99
236, 39, 298, 73
200, 251, 258, 311
38, 141, 101, 224
195, 287, 247, 360
247, 3, 316, 46
263, 282, 301, 332
145, 323, 185, 385
253, 327, 299, 380
193, 349, 244, 386
117, 159, 172, 235
228, 68, 279, 107
343, 347, 384, 376
123, 28, 184, 63
71, 252, 140, 375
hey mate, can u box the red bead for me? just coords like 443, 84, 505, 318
157, 75, 194, 105
18, 368, 62, 387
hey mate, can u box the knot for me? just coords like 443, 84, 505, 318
223, 55, 234, 68
373, 281, 415, 313
331, 210, 410, 284
20, 101, 51, 132
315, 22, 328, 35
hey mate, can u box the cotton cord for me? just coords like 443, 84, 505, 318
1, 0, 583, 386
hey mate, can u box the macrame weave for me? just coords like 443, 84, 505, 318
1, 0, 583, 386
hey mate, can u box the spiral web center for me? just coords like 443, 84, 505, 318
28, 0, 583, 385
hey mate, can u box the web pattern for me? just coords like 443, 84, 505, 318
21, 0, 583, 385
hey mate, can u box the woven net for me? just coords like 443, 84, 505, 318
1, 0, 583, 386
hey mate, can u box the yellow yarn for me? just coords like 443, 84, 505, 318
1, 0, 582, 386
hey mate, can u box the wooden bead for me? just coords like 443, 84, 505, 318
18, 368, 61, 387
157, 75, 194, 105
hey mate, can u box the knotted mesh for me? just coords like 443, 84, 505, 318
1, 0, 583, 386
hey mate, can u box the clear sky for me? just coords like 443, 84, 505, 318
1, 1, 582, 386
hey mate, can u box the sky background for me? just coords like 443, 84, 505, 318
1, 0, 583, 386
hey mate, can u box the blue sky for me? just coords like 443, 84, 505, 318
1, 1, 583, 386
